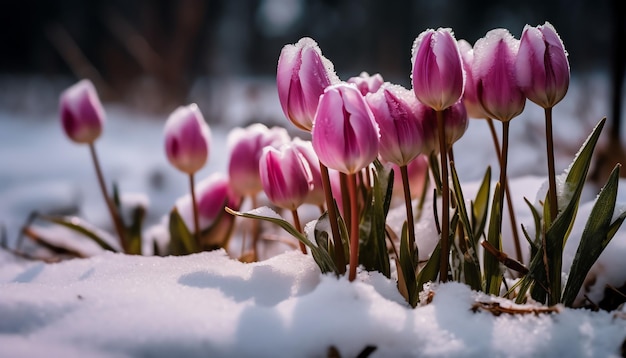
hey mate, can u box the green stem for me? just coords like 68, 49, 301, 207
545, 107, 558, 222
347, 172, 359, 281
436, 110, 450, 282
291, 209, 307, 254
89, 143, 127, 252
340, 172, 351, 232
319, 161, 346, 274
189, 173, 201, 248
486, 117, 523, 263
400, 164, 416, 257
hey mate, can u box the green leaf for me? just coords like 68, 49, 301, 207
562, 165, 624, 306
125, 205, 145, 255
520, 118, 606, 305
472, 167, 491, 241
416, 241, 441, 301
449, 162, 481, 290
398, 222, 418, 307
40, 215, 118, 252
358, 160, 392, 278
226, 207, 338, 274
168, 208, 197, 255
484, 183, 503, 295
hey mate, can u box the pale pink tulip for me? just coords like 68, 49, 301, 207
277, 37, 339, 131
59, 79, 105, 144
516, 22, 570, 109
164, 104, 211, 174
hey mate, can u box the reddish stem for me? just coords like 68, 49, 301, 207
291, 209, 307, 254
319, 162, 346, 274
347, 173, 359, 281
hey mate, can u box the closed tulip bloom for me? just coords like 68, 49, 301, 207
228, 124, 290, 197
260, 144, 313, 211
312, 83, 380, 175
292, 138, 325, 207
59, 79, 105, 144
458, 39, 489, 119
516, 22, 570, 109
366, 83, 424, 166
411, 28, 465, 111
421, 99, 468, 154
473, 29, 525, 122
176, 173, 240, 230
347, 71, 384, 96
277, 37, 339, 131
164, 104, 211, 174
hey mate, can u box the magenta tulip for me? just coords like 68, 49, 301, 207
259, 144, 313, 211
59, 79, 105, 144
347, 71, 384, 96
164, 104, 211, 175
365, 83, 424, 166
457, 39, 489, 119
419, 99, 468, 154
228, 124, 290, 197
516, 22, 570, 109
176, 173, 240, 230
411, 28, 465, 111
277, 37, 339, 131
292, 138, 325, 207
311, 83, 380, 175
472, 29, 525, 122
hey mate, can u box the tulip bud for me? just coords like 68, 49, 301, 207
292, 138, 325, 207
59, 79, 105, 144
365, 83, 424, 166
473, 29, 525, 122
411, 28, 465, 111
228, 124, 290, 197
259, 144, 313, 211
164, 104, 211, 174
457, 39, 489, 119
347, 71, 384, 96
420, 99, 468, 154
277, 37, 339, 131
312, 83, 380, 175
176, 172, 240, 231
516, 22, 570, 109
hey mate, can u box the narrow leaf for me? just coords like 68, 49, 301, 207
41, 215, 118, 252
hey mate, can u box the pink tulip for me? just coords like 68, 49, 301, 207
259, 144, 313, 211
59, 79, 105, 144
228, 124, 290, 197
347, 71, 384, 96
420, 99, 469, 154
516, 22, 570, 109
292, 138, 325, 207
164, 104, 211, 174
457, 39, 489, 119
277, 37, 339, 131
472, 29, 525, 122
176, 173, 240, 230
365, 83, 424, 166
311, 83, 380, 175
411, 28, 465, 111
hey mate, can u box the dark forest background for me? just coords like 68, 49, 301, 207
0, 0, 624, 117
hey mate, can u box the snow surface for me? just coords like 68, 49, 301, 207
1, 74, 626, 357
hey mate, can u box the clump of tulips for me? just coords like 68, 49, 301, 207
17, 22, 625, 310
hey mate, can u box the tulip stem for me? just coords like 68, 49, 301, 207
340, 172, 351, 230
499, 121, 511, 236
291, 209, 307, 254
347, 173, 359, 282
319, 161, 346, 274
400, 165, 417, 257
89, 143, 127, 252
545, 107, 558, 222
436, 110, 450, 282
486, 117, 523, 263
189, 173, 201, 247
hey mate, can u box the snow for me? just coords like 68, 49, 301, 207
1, 74, 626, 357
